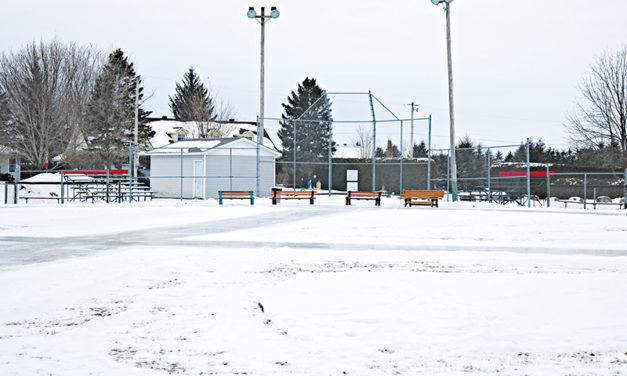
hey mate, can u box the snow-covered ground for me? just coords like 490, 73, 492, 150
0, 198, 626, 375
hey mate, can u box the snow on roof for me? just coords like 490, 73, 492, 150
21, 173, 94, 183
334, 146, 362, 159
144, 138, 281, 158
493, 162, 552, 168
147, 139, 222, 154
147, 119, 279, 150
21, 173, 64, 183
149, 120, 189, 148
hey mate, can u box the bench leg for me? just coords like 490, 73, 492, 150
310, 198, 314, 205
272, 197, 277, 205
346, 198, 350, 205
376, 198, 380, 206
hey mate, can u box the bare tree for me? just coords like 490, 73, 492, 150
0, 40, 102, 168
182, 81, 236, 138
566, 46, 627, 164
351, 125, 373, 159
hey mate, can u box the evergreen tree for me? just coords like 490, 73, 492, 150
494, 150, 504, 162
85, 49, 153, 168
169, 67, 214, 124
375, 147, 385, 158
278, 78, 335, 161
412, 141, 428, 158
455, 137, 485, 180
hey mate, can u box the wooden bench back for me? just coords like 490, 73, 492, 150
220, 190, 252, 196
274, 190, 316, 197
348, 191, 381, 197
401, 190, 444, 199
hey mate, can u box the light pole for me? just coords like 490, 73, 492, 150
431, 0, 458, 201
248, 6, 280, 146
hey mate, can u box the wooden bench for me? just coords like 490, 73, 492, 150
401, 190, 444, 207
271, 190, 316, 205
219, 190, 254, 205
21, 196, 62, 204
346, 191, 382, 206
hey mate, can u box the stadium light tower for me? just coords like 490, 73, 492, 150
431, 0, 458, 201
247, 6, 280, 146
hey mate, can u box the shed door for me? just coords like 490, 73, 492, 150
193, 160, 203, 199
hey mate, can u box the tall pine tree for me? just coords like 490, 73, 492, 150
278, 77, 335, 161
169, 67, 215, 124
85, 49, 152, 168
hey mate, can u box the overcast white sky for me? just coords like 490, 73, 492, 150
1, 0, 626, 150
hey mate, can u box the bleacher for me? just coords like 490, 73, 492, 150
63, 174, 152, 203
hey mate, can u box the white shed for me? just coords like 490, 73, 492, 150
144, 138, 281, 199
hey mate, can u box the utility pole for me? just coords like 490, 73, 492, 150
444, 1, 458, 201
404, 102, 419, 157
410, 102, 415, 155
134, 79, 139, 178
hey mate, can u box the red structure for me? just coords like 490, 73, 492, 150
500, 171, 553, 178
60, 169, 128, 175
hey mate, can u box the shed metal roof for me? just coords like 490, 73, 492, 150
142, 138, 282, 158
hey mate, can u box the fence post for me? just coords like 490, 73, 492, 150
400, 120, 403, 192
60, 171, 65, 204
624, 168, 627, 209
593, 187, 597, 210
293, 120, 297, 190
105, 169, 110, 203
427, 115, 432, 190
230, 148, 233, 191
128, 143, 133, 203
328, 119, 333, 196
446, 151, 450, 202
180, 148, 183, 201
13, 182, 17, 204
546, 164, 550, 208
487, 147, 491, 202
3, 182, 7, 205
369, 91, 377, 191
583, 173, 587, 210
526, 138, 531, 208
256, 116, 260, 196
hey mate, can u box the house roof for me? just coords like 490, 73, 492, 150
143, 138, 282, 158
0, 145, 17, 155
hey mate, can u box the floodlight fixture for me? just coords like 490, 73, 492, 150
247, 7, 257, 18
270, 7, 280, 19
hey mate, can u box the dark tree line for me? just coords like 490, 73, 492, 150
426, 137, 624, 184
